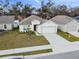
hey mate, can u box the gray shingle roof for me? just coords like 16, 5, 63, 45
50, 15, 75, 25
0, 16, 14, 24
20, 15, 47, 25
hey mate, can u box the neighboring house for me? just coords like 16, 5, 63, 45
37, 20, 58, 34
74, 16, 79, 31
50, 15, 78, 32
19, 15, 47, 32
0, 16, 14, 30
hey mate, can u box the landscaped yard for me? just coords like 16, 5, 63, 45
57, 30, 79, 42
0, 29, 49, 50
0, 49, 52, 57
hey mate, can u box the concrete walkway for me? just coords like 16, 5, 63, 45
68, 32, 79, 38
42, 34, 79, 54
0, 45, 51, 56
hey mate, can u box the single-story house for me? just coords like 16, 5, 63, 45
37, 20, 58, 34
19, 15, 47, 32
0, 16, 14, 31
50, 15, 78, 32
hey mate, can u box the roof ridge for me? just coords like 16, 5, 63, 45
20, 15, 46, 24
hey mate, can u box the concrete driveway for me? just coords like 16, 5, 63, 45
42, 34, 79, 54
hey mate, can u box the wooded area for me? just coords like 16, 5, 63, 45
0, 0, 79, 19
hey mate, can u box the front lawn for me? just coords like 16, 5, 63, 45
0, 29, 49, 50
57, 30, 79, 42
0, 49, 52, 57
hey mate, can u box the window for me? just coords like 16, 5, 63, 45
23, 25, 28, 32
4, 25, 7, 29
24, 27, 27, 31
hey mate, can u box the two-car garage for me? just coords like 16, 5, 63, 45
37, 20, 58, 34
41, 26, 57, 33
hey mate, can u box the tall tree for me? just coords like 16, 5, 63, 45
0, 0, 10, 15
8, 2, 23, 19
56, 5, 68, 15
69, 7, 79, 17
37, 0, 54, 19
22, 4, 35, 17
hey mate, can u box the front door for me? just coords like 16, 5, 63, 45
34, 25, 37, 31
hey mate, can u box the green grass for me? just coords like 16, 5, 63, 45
0, 49, 52, 57
57, 30, 79, 42
0, 29, 49, 50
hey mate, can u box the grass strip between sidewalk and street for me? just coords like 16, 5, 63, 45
0, 49, 52, 57
57, 30, 79, 42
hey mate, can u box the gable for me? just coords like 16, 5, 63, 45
31, 20, 41, 25
65, 20, 77, 26
20, 15, 46, 25
39, 20, 57, 27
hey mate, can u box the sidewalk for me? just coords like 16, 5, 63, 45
0, 52, 53, 59
0, 45, 51, 56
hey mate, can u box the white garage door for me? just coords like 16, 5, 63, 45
41, 26, 57, 33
